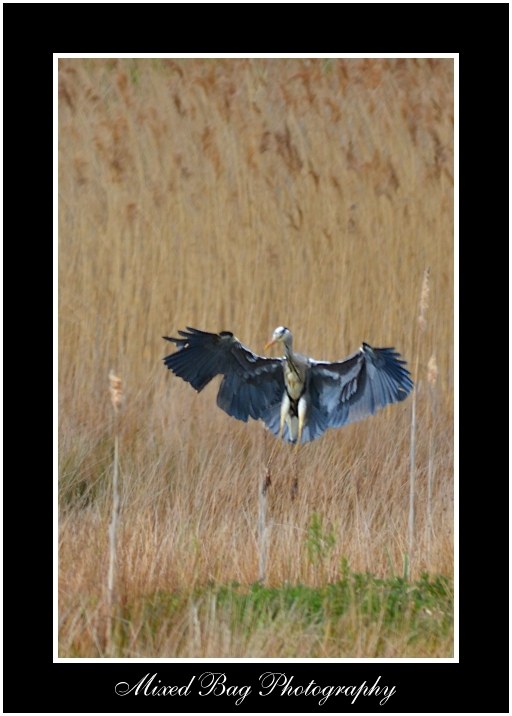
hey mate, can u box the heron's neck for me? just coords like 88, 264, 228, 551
283, 341, 303, 388
284, 341, 295, 364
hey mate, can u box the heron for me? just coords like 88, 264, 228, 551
162, 326, 413, 446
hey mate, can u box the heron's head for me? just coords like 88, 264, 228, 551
265, 326, 292, 351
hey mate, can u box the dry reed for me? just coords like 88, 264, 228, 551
106, 370, 123, 653
58, 58, 454, 657
408, 266, 431, 569
426, 353, 438, 556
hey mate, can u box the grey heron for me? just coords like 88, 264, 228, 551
162, 326, 413, 445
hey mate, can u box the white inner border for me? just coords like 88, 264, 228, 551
54, 52, 458, 666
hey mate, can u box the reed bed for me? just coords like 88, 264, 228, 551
58, 58, 454, 657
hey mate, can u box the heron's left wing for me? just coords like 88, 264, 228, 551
163, 327, 284, 422
308, 343, 414, 431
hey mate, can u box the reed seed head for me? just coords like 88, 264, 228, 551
109, 370, 123, 413
418, 266, 430, 332
427, 354, 438, 386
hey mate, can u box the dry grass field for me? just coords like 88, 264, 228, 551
58, 58, 454, 658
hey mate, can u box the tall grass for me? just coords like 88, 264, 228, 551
408, 267, 431, 570
106, 370, 122, 653
58, 58, 454, 657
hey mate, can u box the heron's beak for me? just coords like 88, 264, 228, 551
264, 338, 276, 351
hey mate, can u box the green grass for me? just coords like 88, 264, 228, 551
99, 571, 453, 658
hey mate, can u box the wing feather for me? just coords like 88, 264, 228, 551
163, 328, 284, 422
309, 344, 413, 430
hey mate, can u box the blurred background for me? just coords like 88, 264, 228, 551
58, 58, 454, 657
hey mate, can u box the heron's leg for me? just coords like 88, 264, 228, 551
279, 393, 290, 440
296, 395, 307, 448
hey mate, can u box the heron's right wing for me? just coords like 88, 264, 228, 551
163, 327, 284, 422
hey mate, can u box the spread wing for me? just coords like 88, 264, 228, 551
307, 342, 414, 433
163, 327, 284, 422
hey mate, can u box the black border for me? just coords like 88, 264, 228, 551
4, 3, 508, 714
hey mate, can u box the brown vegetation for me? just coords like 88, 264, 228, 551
58, 58, 454, 657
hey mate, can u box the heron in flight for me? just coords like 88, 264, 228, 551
162, 326, 413, 445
